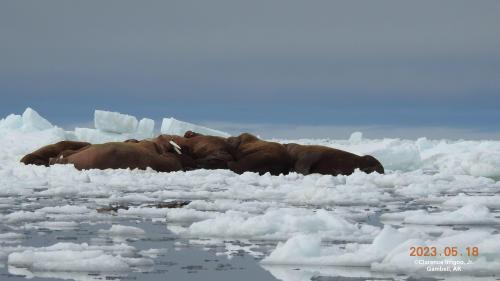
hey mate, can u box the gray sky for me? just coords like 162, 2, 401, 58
1, 0, 499, 138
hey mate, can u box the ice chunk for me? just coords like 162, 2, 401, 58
37, 205, 91, 214
63, 130, 78, 141
74, 127, 128, 144
403, 204, 499, 225
264, 226, 500, 275
0, 232, 24, 244
94, 110, 138, 134
2, 210, 47, 224
371, 140, 422, 171
262, 225, 418, 266
443, 193, 500, 209
136, 118, 155, 139
161, 117, 230, 137
100, 225, 146, 236
21, 108, 53, 131
7, 242, 152, 272
0, 114, 23, 130
349, 131, 363, 144
25, 221, 79, 230
169, 208, 379, 241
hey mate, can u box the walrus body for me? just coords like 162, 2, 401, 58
20, 140, 91, 166
227, 133, 291, 175
153, 133, 233, 169
51, 142, 184, 172
284, 143, 384, 176
20, 132, 383, 176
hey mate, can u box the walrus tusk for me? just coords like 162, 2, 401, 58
169, 140, 182, 155
173, 147, 182, 154
169, 140, 181, 149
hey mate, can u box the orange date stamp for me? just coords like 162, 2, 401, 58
409, 246, 479, 257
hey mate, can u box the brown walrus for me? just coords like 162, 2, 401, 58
20, 140, 91, 166
153, 132, 234, 169
50, 141, 186, 172
284, 143, 384, 176
226, 133, 291, 175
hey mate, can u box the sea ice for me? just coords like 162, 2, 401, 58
0, 108, 56, 133
349, 131, 363, 144
402, 204, 499, 225
7, 242, 152, 272
21, 108, 54, 131
169, 208, 380, 241
372, 230, 500, 274
94, 110, 138, 134
443, 193, 500, 208
136, 118, 155, 139
0, 114, 23, 130
74, 127, 129, 144
100, 225, 146, 236
1, 108, 500, 278
262, 226, 424, 266
161, 117, 230, 137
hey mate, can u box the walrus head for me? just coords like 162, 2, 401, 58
360, 155, 385, 174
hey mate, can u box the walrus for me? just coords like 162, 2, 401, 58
152, 132, 234, 170
50, 141, 186, 172
284, 143, 384, 176
20, 140, 91, 166
226, 133, 291, 175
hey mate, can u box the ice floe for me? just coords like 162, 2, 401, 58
7, 242, 152, 272
1, 107, 500, 279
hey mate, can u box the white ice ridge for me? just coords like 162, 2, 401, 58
161, 117, 231, 137
0, 107, 54, 131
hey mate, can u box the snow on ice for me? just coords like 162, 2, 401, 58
1, 107, 500, 279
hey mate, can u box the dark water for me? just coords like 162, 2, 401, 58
0, 219, 279, 281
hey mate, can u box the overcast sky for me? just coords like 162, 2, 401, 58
1, 1, 499, 138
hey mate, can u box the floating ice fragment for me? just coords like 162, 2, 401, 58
100, 225, 146, 236
7, 242, 152, 273
262, 226, 418, 266
403, 204, 499, 225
